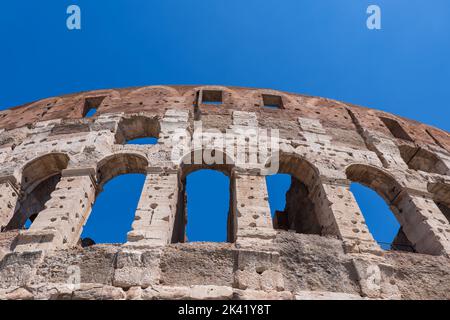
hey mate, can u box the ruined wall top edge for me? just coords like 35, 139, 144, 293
0, 85, 448, 152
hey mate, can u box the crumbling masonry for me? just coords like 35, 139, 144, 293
0, 85, 450, 300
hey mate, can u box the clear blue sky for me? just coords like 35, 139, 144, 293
2, 1, 448, 248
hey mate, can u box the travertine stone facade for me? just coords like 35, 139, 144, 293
0, 85, 449, 300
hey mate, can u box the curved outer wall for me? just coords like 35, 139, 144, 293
0, 85, 449, 300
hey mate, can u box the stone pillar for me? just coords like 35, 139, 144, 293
232, 172, 284, 291
233, 172, 276, 249
13, 169, 96, 252
317, 180, 381, 254
126, 169, 179, 247
0, 177, 20, 231
393, 190, 450, 256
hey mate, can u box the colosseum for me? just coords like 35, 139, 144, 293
0, 85, 449, 300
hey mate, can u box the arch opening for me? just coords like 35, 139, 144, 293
267, 173, 322, 234
97, 153, 148, 188
267, 154, 329, 236
78, 153, 149, 246
5, 153, 69, 231
173, 150, 234, 243
80, 173, 146, 246
350, 183, 414, 251
115, 116, 160, 145
399, 145, 449, 175
346, 164, 416, 252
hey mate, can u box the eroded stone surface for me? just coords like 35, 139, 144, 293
0, 85, 449, 300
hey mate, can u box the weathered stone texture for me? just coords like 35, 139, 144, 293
160, 243, 235, 287
0, 85, 449, 300
276, 232, 360, 294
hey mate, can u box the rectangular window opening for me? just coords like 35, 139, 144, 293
201, 90, 223, 105
83, 96, 106, 118
262, 94, 283, 109
379, 117, 413, 142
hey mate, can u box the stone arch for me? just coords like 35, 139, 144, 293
270, 153, 321, 189
114, 115, 161, 144
398, 145, 449, 175
345, 164, 448, 254
346, 164, 403, 205
179, 148, 235, 180
20, 153, 70, 192
77, 153, 150, 244
266, 153, 336, 235
346, 163, 412, 251
96, 152, 149, 188
173, 148, 236, 243
5, 153, 70, 230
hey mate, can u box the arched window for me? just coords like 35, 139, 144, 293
115, 116, 160, 145
266, 154, 329, 236
398, 145, 449, 175
173, 150, 234, 243
80, 173, 146, 245
5, 153, 69, 231
79, 153, 148, 246
267, 173, 322, 234
346, 164, 416, 252
20, 175, 61, 230
350, 183, 409, 251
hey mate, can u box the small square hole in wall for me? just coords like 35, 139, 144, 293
83, 96, 106, 118
201, 90, 223, 105
262, 94, 283, 109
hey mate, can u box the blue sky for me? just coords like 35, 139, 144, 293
2, 1, 449, 248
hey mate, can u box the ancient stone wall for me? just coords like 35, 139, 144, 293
0, 85, 449, 300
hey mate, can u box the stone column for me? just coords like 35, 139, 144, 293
233, 172, 276, 249
126, 169, 179, 247
13, 169, 97, 252
393, 190, 450, 256
317, 180, 382, 254
0, 177, 20, 231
